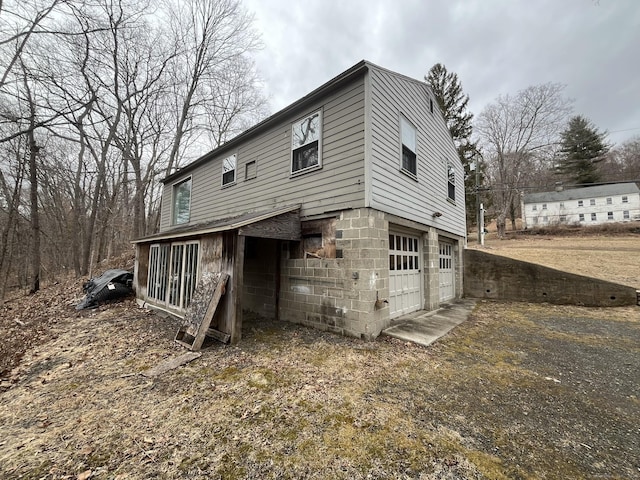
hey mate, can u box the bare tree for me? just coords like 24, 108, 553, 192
475, 83, 572, 237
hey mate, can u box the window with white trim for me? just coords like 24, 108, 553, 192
291, 110, 321, 174
447, 161, 455, 201
578, 200, 583, 207
623, 210, 630, 219
172, 177, 192, 225
622, 196, 628, 203
147, 241, 199, 310
400, 116, 417, 177
606, 197, 612, 205
607, 211, 614, 220
222, 154, 237, 186
559, 215, 567, 222
591, 213, 597, 221
542, 203, 547, 210
590, 199, 596, 206
579, 213, 585, 221
532, 205, 537, 211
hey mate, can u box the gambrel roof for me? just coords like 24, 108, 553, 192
523, 183, 640, 204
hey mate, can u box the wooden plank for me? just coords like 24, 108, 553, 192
231, 234, 245, 344
175, 271, 228, 350
142, 352, 201, 377
237, 210, 301, 240
205, 328, 231, 343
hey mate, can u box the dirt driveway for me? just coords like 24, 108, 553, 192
1, 294, 638, 479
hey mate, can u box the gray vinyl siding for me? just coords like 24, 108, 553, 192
367, 66, 466, 238
159, 78, 366, 232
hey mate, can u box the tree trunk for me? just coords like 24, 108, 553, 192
28, 135, 41, 294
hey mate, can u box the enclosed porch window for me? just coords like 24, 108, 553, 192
147, 241, 199, 311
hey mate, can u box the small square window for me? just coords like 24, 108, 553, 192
590, 199, 596, 206
607, 211, 614, 220
622, 196, 628, 203
291, 110, 321, 174
400, 115, 417, 177
579, 213, 585, 221
591, 213, 597, 221
222, 154, 236, 186
578, 200, 584, 207
245, 160, 257, 180
172, 177, 191, 225
606, 197, 612, 205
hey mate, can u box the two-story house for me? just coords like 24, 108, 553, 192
523, 183, 640, 228
132, 60, 467, 343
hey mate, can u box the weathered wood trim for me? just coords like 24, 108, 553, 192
238, 210, 301, 240
231, 234, 245, 344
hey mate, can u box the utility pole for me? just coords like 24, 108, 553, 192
475, 155, 483, 244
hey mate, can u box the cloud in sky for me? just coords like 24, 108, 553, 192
244, 0, 640, 146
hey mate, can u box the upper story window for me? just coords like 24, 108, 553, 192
291, 110, 321, 174
245, 160, 257, 180
172, 177, 192, 225
532, 205, 537, 211
222, 154, 237, 186
560, 202, 564, 208
606, 197, 612, 205
589, 199, 596, 206
622, 195, 629, 203
400, 116, 417, 177
447, 161, 455, 201
578, 200, 584, 207
542, 203, 547, 210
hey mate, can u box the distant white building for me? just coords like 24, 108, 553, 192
522, 183, 640, 228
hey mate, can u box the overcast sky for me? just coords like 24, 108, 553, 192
243, 0, 639, 147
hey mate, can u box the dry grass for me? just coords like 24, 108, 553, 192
1, 233, 639, 479
468, 233, 640, 288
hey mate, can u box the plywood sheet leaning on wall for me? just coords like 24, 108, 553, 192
174, 272, 229, 351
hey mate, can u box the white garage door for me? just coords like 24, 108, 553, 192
389, 232, 422, 318
439, 240, 455, 302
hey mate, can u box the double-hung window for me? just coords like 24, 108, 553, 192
400, 116, 417, 177
291, 110, 321, 174
447, 161, 455, 201
172, 177, 192, 225
222, 154, 237, 186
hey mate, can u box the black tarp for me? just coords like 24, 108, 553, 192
76, 269, 133, 310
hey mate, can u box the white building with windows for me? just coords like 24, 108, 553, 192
522, 183, 640, 228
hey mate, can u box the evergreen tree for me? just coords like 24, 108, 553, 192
556, 115, 609, 185
426, 63, 480, 227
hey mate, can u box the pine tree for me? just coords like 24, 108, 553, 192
426, 63, 479, 227
556, 115, 609, 185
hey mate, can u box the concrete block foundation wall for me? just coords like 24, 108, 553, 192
464, 249, 638, 307
279, 208, 389, 339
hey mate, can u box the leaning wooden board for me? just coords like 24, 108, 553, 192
174, 272, 229, 351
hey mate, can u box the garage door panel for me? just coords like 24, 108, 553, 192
439, 240, 455, 302
389, 232, 422, 318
